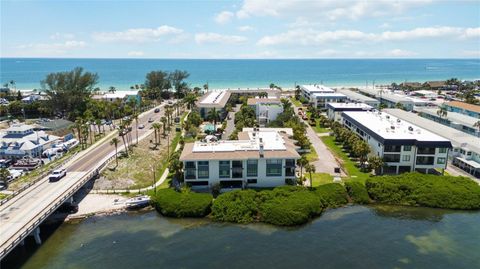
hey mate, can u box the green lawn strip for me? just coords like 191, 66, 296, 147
305, 145, 319, 162
289, 97, 303, 107
310, 173, 334, 187
320, 135, 370, 183
313, 120, 330, 133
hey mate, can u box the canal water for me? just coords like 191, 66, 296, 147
4, 205, 480, 269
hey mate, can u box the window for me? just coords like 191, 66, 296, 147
437, 157, 446, 164
403, 145, 412, 151
438, 148, 447, 153
417, 147, 436, 155
185, 162, 196, 179
247, 179, 257, 184
219, 161, 230, 178
247, 160, 258, 177
197, 161, 209, 179
467, 152, 472, 156
416, 156, 435, 165
266, 159, 282, 177
232, 160, 243, 178
402, 155, 411, 162
385, 145, 402, 152
383, 154, 400, 163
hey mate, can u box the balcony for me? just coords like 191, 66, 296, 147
384, 145, 402, 153
383, 154, 400, 163
417, 147, 436, 155
416, 156, 434, 165
232, 167, 243, 178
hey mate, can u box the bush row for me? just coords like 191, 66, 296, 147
366, 173, 480, 210
151, 188, 213, 217
345, 181, 371, 204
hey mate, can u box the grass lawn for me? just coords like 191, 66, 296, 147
309, 173, 334, 187
0, 193, 7, 200
313, 121, 330, 133
305, 146, 318, 162
320, 135, 371, 183
290, 97, 303, 107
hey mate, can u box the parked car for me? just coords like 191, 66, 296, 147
0, 159, 12, 168
168, 100, 173, 104
49, 168, 67, 182
138, 124, 145, 129
154, 108, 160, 113
148, 118, 154, 123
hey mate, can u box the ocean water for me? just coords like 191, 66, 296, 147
1, 58, 479, 91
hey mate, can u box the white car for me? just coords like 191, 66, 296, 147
49, 168, 67, 182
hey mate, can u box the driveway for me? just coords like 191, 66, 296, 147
223, 104, 241, 139
293, 105, 344, 176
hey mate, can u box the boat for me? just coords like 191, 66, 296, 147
12, 157, 42, 171
125, 195, 151, 209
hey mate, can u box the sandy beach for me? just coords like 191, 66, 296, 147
65, 193, 128, 221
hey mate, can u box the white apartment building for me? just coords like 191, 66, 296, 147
327, 102, 373, 122
247, 98, 283, 126
335, 88, 380, 108
0, 124, 60, 159
300, 84, 347, 110
179, 128, 300, 190
196, 91, 231, 120
341, 111, 452, 174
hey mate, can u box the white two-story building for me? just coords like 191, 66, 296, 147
300, 84, 347, 110
327, 102, 373, 122
341, 111, 452, 174
179, 128, 300, 190
247, 98, 283, 126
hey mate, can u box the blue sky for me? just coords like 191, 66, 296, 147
1, 0, 479, 58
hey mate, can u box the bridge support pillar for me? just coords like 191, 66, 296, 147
33, 227, 41, 245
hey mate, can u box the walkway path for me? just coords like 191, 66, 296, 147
223, 104, 240, 139
293, 105, 344, 176
446, 163, 480, 184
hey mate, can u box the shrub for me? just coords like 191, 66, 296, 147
345, 181, 371, 204
314, 183, 349, 208
211, 190, 259, 223
260, 187, 323, 226
152, 188, 213, 217
366, 173, 480, 210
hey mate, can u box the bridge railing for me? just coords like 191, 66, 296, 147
0, 152, 116, 260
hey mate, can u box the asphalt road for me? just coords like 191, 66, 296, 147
0, 102, 174, 258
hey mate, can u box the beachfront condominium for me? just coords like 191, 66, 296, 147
341, 111, 452, 174
179, 128, 300, 190
335, 88, 380, 108
326, 102, 373, 122
247, 98, 283, 126
444, 101, 480, 119
384, 108, 480, 178
196, 91, 231, 120
300, 85, 347, 110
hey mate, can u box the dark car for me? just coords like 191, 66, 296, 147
154, 108, 160, 113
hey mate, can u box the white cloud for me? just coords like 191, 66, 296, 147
379, 23, 391, 29
92, 25, 183, 43
50, 32, 75, 40
238, 25, 254, 32
258, 26, 478, 46
15, 40, 86, 56
386, 49, 417, 57
214, 11, 234, 24
235, 0, 434, 20
459, 50, 480, 57
195, 33, 247, 44
127, 51, 145, 57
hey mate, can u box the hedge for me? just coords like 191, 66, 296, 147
211, 189, 259, 223
151, 188, 213, 217
314, 183, 349, 208
259, 187, 323, 226
366, 173, 480, 210
345, 181, 371, 204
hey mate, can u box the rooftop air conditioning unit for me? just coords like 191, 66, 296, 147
408, 126, 414, 131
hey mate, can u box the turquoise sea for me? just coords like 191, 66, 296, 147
1, 58, 479, 90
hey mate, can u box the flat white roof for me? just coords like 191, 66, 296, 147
192, 130, 286, 153
327, 102, 372, 110
301, 84, 335, 94
336, 89, 379, 103
312, 92, 346, 98
384, 109, 480, 153
199, 91, 229, 105
417, 107, 480, 127
343, 111, 450, 143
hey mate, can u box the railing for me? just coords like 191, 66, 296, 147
0, 151, 116, 260
0, 152, 79, 207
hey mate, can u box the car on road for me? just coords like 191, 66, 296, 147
154, 108, 160, 113
148, 118, 154, 123
168, 100, 173, 104
49, 168, 67, 182
138, 124, 145, 129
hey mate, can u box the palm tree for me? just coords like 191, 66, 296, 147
110, 137, 120, 167
133, 112, 139, 145
207, 108, 220, 127
165, 105, 174, 126
474, 120, 480, 137
297, 156, 308, 179
0, 168, 10, 189
437, 105, 448, 118
183, 93, 197, 110
160, 117, 168, 136
368, 156, 384, 175
109, 86, 116, 93
119, 126, 129, 157
305, 164, 316, 188
152, 122, 162, 145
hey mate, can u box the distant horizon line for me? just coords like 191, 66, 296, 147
1, 57, 479, 60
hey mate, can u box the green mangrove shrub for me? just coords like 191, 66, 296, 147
152, 188, 213, 217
